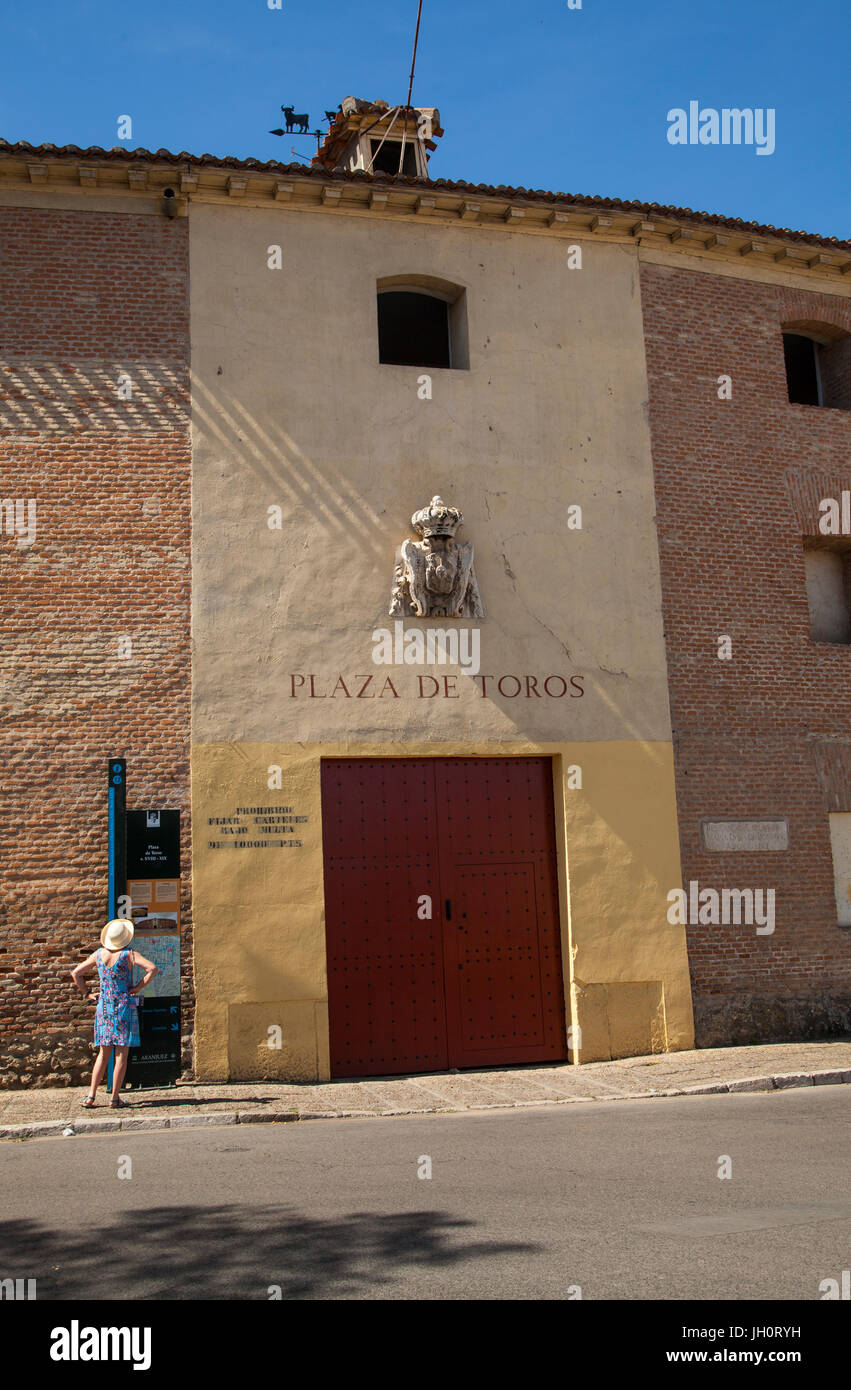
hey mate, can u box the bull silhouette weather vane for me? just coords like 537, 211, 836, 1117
269, 105, 337, 158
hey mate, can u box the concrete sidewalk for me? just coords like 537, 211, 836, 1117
2, 1039, 851, 1141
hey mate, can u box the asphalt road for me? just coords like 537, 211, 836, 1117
2, 1088, 850, 1300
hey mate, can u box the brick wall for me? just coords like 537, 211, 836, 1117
0, 206, 191, 1087
640, 262, 851, 1045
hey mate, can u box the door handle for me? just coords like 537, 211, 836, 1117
445, 899, 452, 921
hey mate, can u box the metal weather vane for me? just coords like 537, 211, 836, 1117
269, 104, 337, 158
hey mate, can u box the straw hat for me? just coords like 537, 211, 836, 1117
100, 918, 134, 950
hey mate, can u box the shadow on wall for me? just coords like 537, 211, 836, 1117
0, 360, 189, 432
0, 1204, 540, 1299
190, 374, 672, 752
190, 371, 390, 564
693, 997, 851, 1049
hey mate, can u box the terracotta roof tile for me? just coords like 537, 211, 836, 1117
0, 138, 847, 250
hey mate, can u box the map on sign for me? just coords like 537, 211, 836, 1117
135, 935, 180, 998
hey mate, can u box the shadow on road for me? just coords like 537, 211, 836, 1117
0, 1205, 541, 1299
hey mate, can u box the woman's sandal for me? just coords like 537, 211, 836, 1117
110, 1097, 130, 1109
82, 1095, 96, 1108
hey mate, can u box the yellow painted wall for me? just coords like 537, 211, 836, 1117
192, 739, 693, 1079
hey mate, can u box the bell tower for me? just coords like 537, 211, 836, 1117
313, 97, 443, 179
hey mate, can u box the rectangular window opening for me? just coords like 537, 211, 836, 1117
803, 540, 851, 644
828, 812, 851, 926
784, 333, 822, 406
377, 284, 469, 370
370, 139, 419, 177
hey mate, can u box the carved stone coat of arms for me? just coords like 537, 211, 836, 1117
389, 495, 484, 619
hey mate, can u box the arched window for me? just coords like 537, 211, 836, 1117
377, 276, 469, 369
782, 321, 851, 410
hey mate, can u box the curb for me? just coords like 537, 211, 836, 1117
1, 1068, 849, 1142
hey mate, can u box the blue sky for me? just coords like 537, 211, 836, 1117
2, 0, 848, 239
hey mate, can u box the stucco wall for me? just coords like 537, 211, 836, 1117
189, 205, 672, 744
188, 202, 694, 1077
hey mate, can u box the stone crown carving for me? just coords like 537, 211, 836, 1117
411, 495, 463, 538
389, 495, 484, 619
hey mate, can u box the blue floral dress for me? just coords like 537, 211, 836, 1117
94, 948, 140, 1047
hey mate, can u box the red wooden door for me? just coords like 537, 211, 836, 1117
436, 758, 567, 1068
321, 759, 449, 1077
321, 757, 566, 1078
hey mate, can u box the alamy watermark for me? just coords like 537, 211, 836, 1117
819, 493, 851, 534
667, 102, 775, 156
372, 619, 481, 677
819, 1270, 850, 1299
50, 1321, 151, 1370
0, 1277, 36, 1300
1, 498, 37, 547
667, 881, 775, 935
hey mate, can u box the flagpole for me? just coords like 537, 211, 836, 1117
398, 0, 425, 175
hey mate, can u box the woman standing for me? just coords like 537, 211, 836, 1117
71, 919, 158, 1108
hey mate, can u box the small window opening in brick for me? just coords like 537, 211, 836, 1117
370, 139, 418, 177
783, 324, 851, 410
803, 540, 851, 643
828, 812, 851, 926
784, 333, 821, 405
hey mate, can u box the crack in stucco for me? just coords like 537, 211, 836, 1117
501, 547, 573, 660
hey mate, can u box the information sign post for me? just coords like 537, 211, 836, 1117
106, 759, 127, 1093
125, 810, 182, 1088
